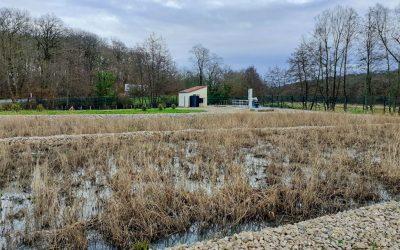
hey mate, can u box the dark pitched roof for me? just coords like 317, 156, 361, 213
179, 86, 207, 93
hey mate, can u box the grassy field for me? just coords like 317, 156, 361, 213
0, 111, 399, 248
0, 107, 203, 116
262, 101, 398, 115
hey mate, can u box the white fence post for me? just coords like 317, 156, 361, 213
248, 89, 253, 109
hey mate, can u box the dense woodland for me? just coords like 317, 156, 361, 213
0, 7, 266, 106
0, 3, 399, 110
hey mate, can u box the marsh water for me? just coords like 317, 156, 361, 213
0, 146, 398, 249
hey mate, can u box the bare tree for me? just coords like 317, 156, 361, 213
110, 39, 129, 93
33, 14, 64, 97
330, 6, 347, 110
111, 40, 127, 63
190, 44, 210, 86
265, 66, 288, 96
206, 54, 224, 88
359, 8, 379, 111
34, 14, 64, 61
0, 8, 31, 101
300, 39, 325, 110
341, 7, 358, 111
314, 10, 332, 109
373, 4, 400, 112
243, 66, 265, 96
373, 4, 400, 63
140, 34, 177, 106
76, 31, 102, 87
312, 6, 358, 110
289, 39, 316, 109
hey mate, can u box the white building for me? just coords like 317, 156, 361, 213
124, 84, 146, 94
178, 86, 208, 107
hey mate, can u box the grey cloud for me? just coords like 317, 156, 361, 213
0, 0, 398, 73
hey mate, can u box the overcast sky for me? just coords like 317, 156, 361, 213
1, 0, 399, 73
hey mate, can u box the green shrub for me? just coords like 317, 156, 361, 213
12, 104, 22, 112
10, 103, 22, 112
36, 104, 45, 112
95, 71, 116, 98
141, 104, 147, 111
158, 103, 164, 110
131, 241, 149, 250
171, 104, 176, 109
117, 94, 131, 108
1, 103, 11, 111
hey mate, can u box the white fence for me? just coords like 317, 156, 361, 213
0, 99, 28, 104
231, 99, 249, 107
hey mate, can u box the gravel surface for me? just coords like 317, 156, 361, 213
172, 201, 400, 249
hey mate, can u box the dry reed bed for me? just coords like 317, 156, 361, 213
1, 123, 396, 145
1, 112, 400, 138
0, 123, 399, 248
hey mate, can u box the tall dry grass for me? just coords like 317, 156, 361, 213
1, 112, 400, 138
0, 117, 399, 248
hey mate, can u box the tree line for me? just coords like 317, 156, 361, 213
1, 4, 399, 110
0, 7, 266, 107
268, 4, 400, 111
0, 8, 180, 105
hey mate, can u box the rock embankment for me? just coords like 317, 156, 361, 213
173, 201, 400, 249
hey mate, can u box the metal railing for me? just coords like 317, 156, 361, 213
231, 99, 249, 107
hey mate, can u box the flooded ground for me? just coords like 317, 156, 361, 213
1, 146, 396, 249
1, 123, 399, 249
152, 221, 272, 249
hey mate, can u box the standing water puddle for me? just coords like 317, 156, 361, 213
151, 221, 272, 249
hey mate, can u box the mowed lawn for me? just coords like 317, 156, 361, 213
0, 108, 205, 116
